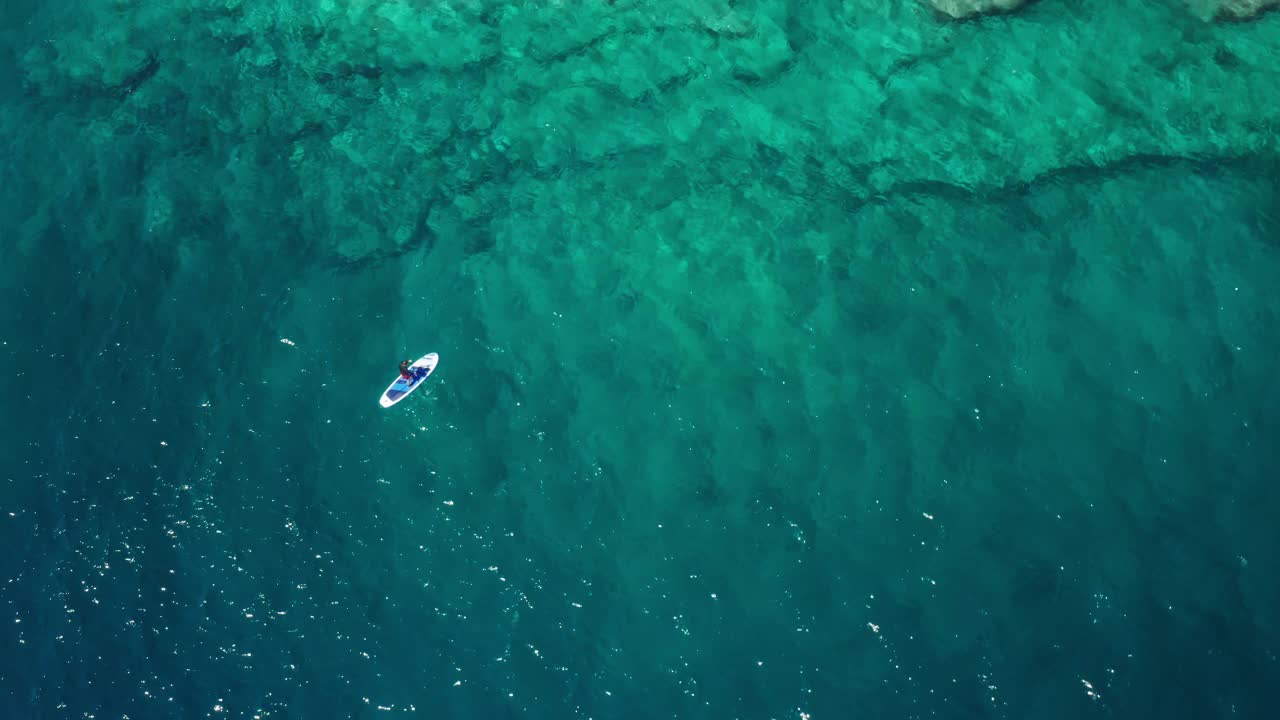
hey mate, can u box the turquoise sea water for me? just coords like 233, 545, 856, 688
2, 1, 1279, 718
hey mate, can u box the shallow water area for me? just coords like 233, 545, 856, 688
2, 1, 1279, 718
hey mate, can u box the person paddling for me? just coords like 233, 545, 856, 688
399, 359, 414, 381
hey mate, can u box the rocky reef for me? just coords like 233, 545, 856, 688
7, 0, 1280, 266
928, 0, 1029, 19
1197, 0, 1280, 18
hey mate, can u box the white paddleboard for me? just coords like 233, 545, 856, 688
379, 353, 438, 408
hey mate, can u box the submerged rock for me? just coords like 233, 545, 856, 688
928, 0, 1029, 19
1203, 0, 1280, 18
